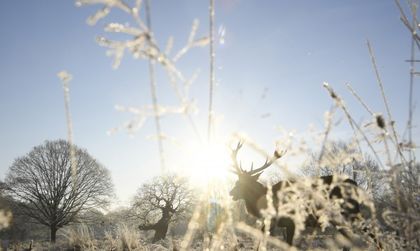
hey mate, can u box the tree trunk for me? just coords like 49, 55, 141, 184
138, 208, 172, 243
50, 225, 57, 243
152, 219, 169, 243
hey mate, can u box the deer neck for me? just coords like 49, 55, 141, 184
243, 182, 268, 218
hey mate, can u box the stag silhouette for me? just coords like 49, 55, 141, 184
229, 142, 382, 250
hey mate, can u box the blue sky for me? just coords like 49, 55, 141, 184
0, 0, 418, 204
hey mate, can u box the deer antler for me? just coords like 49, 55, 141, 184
231, 142, 244, 174
248, 149, 286, 176
231, 142, 286, 176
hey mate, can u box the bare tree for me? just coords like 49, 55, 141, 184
133, 173, 194, 242
5, 139, 113, 242
302, 140, 383, 192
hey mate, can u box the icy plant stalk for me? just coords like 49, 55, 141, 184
260, 181, 275, 251
145, 0, 165, 170
317, 105, 337, 174
323, 82, 384, 169
407, 3, 417, 164
367, 40, 408, 167
408, 34, 416, 163
395, 0, 419, 164
180, 203, 202, 250
77, 0, 209, 166
58, 71, 77, 187
208, 0, 215, 142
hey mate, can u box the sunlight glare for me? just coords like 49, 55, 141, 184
178, 141, 231, 187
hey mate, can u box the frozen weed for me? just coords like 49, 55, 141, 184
115, 224, 142, 250
62, 224, 97, 250
77, 0, 207, 142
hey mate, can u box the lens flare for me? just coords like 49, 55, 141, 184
177, 141, 231, 187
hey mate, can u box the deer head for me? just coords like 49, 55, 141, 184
229, 142, 285, 202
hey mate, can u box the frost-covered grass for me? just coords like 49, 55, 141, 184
2, 1, 419, 250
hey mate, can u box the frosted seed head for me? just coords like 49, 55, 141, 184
374, 113, 386, 129
323, 82, 337, 99
57, 71, 73, 82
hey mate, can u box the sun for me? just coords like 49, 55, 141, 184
176, 141, 232, 187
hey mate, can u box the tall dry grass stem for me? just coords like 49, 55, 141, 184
317, 105, 338, 174
367, 40, 407, 166
58, 71, 77, 188
323, 83, 384, 170
394, 0, 420, 49
208, 0, 215, 142
145, 0, 165, 171
180, 203, 202, 250
345, 83, 374, 116
407, 2, 417, 165
323, 83, 365, 164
